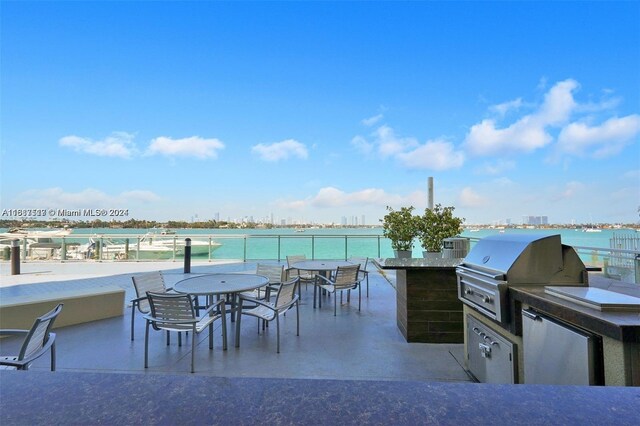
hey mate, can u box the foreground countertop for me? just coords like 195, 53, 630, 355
374, 257, 462, 269
1, 371, 639, 425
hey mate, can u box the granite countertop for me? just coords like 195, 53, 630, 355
1, 371, 639, 425
510, 278, 640, 342
374, 257, 463, 269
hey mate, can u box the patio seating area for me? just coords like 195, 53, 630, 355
2, 261, 639, 424
0, 261, 470, 381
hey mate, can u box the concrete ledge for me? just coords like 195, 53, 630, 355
0, 286, 125, 329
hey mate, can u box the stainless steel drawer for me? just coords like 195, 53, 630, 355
466, 315, 517, 384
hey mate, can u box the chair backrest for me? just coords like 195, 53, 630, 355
256, 263, 285, 284
286, 255, 307, 267
334, 265, 360, 286
146, 292, 195, 332
132, 271, 167, 312
348, 256, 369, 271
19, 303, 63, 362
274, 277, 299, 309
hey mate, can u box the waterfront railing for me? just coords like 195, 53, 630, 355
3, 233, 639, 284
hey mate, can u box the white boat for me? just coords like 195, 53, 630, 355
0, 228, 75, 260
86, 234, 221, 260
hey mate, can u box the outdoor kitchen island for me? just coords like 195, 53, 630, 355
375, 257, 463, 343
509, 274, 640, 386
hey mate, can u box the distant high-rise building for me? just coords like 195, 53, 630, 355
361, 215, 365, 226
341, 216, 347, 226
522, 215, 548, 226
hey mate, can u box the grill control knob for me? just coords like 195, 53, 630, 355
482, 295, 492, 304
464, 288, 474, 295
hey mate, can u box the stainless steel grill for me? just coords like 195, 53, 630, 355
457, 234, 587, 323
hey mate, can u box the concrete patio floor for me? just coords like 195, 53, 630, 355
0, 260, 472, 382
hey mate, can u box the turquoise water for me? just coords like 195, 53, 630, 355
2, 226, 636, 261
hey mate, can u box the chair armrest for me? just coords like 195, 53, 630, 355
130, 295, 148, 304
0, 332, 57, 368
0, 329, 29, 337
238, 295, 275, 310
199, 298, 226, 318
142, 314, 198, 326
314, 274, 333, 285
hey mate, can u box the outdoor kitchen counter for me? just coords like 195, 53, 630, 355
375, 258, 463, 343
509, 275, 640, 386
2, 371, 639, 425
509, 280, 640, 342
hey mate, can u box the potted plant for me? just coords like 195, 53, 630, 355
380, 206, 419, 258
417, 204, 464, 259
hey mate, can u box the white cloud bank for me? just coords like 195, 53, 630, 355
465, 79, 579, 156
146, 136, 225, 159
556, 115, 640, 158
251, 139, 308, 162
13, 187, 161, 209
352, 124, 464, 171
59, 132, 137, 159
278, 186, 424, 212
465, 79, 639, 160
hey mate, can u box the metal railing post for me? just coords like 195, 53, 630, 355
10, 239, 20, 275
277, 235, 281, 262
184, 238, 191, 273
344, 236, 348, 260
243, 235, 247, 262
61, 237, 67, 261
311, 235, 315, 260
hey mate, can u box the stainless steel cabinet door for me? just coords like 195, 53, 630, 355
466, 315, 516, 384
522, 309, 596, 385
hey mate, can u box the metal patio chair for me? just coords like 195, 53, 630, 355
237, 277, 300, 353
131, 271, 180, 341
314, 264, 362, 316
286, 255, 315, 295
348, 256, 370, 297
0, 304, 63, 371
144, 292, 227, 373
240, 263, 286, 301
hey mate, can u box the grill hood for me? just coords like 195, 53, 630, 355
461, 234, 587, 285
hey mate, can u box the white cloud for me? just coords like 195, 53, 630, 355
395, 139, 464, 170
13, 187, 161, 209
278, 186, 415, 212
458, 187, 488, 208
351, 135, 374, 155
489, 98, 524, 117
465, 79, 580, 156
536, 79, 579, 126
310, 187, 398, 208
146, 136, 225, 159
59, 132, 136, 159
556, 115, 640, 158
373, 125, 419, 158
251, 139, 308, 162
361, 113, 384, 126
551, 181, 585, 202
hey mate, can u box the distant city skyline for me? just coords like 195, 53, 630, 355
1, 2, 638, 225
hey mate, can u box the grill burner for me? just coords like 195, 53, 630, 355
457, 234, 587, 323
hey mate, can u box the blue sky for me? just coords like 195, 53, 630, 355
1, 1, 639, 225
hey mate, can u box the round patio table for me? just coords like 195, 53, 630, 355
291, 260, 355, 309
290, 260, 354, 273
174, 273, 269, 347
174, 273, 268, 296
